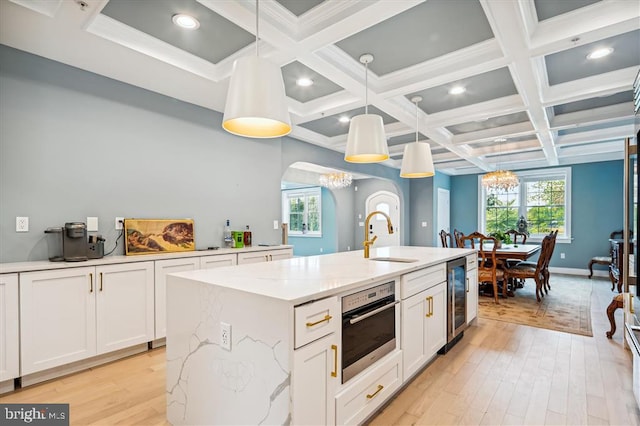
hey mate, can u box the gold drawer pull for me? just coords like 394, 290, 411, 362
99, 272, 103, 291
426, 296, 433, 317
89, 273, 93, 293
366, 384, 384, 399
306, 314, 332, 327
331, 344, 338, 378
466, 277, 469, 293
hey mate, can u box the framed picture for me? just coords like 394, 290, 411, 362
124, 219, 195, 255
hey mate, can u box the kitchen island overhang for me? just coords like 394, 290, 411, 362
166, 246, 476, 425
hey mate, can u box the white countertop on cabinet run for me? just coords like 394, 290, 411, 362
0, 245, 293, 274
169, 246, 475, 305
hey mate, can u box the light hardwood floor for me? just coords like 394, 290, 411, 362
1, 276, 638, 425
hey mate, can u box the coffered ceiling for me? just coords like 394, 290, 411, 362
1, 0, 638, 176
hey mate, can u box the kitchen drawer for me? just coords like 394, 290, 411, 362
466, 253, 478, 271
335, 350, 403, 426
294, 296, 339, 349
400, 264, 446, 299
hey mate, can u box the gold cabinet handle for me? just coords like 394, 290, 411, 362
331, 344, 338, 378
425, 297, 430, 318
89, 273, 93, 293
430, 296, 433, 317
306, 314, 332, 327
366, 384, 384, 399
466, 277, 469, 293
99, 272, 103, 292
269, 254, 273, 261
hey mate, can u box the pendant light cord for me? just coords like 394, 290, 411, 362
415, 99, 418, 143
364, 60, 369, 115
255, 0, 259, 57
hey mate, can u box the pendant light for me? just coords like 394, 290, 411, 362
481, 138, 519, 192
344, 54, 389, 163
222, 0, 291, 138
400, 96, 435, 178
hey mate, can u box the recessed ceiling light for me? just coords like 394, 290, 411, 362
296, 77, 314, 87
449, 86, 466, 95
494, 138, 507, 143
172, 14, 200, 30
587, 47, 614, 60
339, 116, 350, 123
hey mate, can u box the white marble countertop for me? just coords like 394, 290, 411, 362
169, 246, 475, 305
0, 245, 293, 274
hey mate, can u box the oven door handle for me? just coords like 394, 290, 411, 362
348, 301, 399, 325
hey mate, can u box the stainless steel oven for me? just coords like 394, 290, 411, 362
341, 281, 398, 383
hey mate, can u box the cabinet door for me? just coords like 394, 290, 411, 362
0, 274, 19, 381
292, 333, 338, 426
466, 266, 478, 325
96, 262, 154, 354
237, 251, 269, 264
268, 248, 293, 262
20, 267, 97, 375
200, 253, 237, 269
401, 290, 428, 381
425, 282, 447, 358
154, 258, 200, 339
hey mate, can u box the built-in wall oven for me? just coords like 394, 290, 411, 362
341, 281, 398, 383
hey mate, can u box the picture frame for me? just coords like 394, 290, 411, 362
124, 218, 195, 255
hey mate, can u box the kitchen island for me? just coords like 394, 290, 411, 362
166, 246, 477, 425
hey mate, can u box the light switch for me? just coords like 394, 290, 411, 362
421, 221, 427, 227
87, 217, 99, 232
273, 220, 279, 230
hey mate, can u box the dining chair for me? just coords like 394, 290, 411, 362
542, 229, 558, 293
504, 234, 554, 302
453, 229, 465, 248
460, 232, 504, 303
439, 229, 452, 248
505, 229, 527, 244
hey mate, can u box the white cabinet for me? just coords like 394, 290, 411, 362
237, 248, 293, 264
335, 350, 403, 426
292, 334, 338, 426
0, 274, 19, 383
200, 253, 236, 269
466, 254, 478, 325
20, 262, 154, 375
154, 257, 200, 339
292, 296, 339, 425
401, 282, 446, 380
96, 263, 154, 354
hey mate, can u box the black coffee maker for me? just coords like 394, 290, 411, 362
45, 222, 89, 261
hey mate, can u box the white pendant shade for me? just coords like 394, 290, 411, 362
222, 56, 291, 138
344, 114, 389, 163
400, 142, 435, 178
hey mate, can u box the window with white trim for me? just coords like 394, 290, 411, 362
282, 187, 322, 236
479, 167, 571, 241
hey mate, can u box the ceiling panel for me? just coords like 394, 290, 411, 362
446, 112, 531, 135
334, 0, 494, 76
275, 0, 325, 17
553, 90, 633, 115
534, 0, 601, 21
282, 61, 343, 103
387, 133, 429, 147
298, 105, 398, 137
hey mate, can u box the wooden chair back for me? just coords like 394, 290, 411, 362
460, 232, 503, 302
439, 229, 452, 248
453, 229, 465, 248
505, 229, 527, 244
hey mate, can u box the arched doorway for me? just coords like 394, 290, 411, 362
366, 191, 401, 247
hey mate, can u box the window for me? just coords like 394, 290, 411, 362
282, 187, 322, 236
479, 167, 571, 241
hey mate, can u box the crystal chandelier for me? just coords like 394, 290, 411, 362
482, 138, 519, 192
482, 169, 519, 191
319, 172, 353, 189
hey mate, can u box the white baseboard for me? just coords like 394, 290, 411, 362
549, 266, 609, 278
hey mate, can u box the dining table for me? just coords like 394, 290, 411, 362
492, 243, 541, 261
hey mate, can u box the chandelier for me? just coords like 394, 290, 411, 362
319, 172, 353, 189
482, 137, 519, 192
482, 169, 519, 192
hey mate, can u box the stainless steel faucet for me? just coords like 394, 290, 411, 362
363, 211, 394, 258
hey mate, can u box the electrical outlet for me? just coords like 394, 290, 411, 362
560, 252, 565, 259
273, 220, 279, 230
220, 322, 231, 351
320, 248, 323, 253
421, 221, 427, 227
115, 217, 124, 230
16, 216, 29, 232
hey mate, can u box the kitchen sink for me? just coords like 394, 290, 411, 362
369, 257, 418, 263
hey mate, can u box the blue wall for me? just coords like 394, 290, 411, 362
450, 160, 623, 270
288, 187, 338, 256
